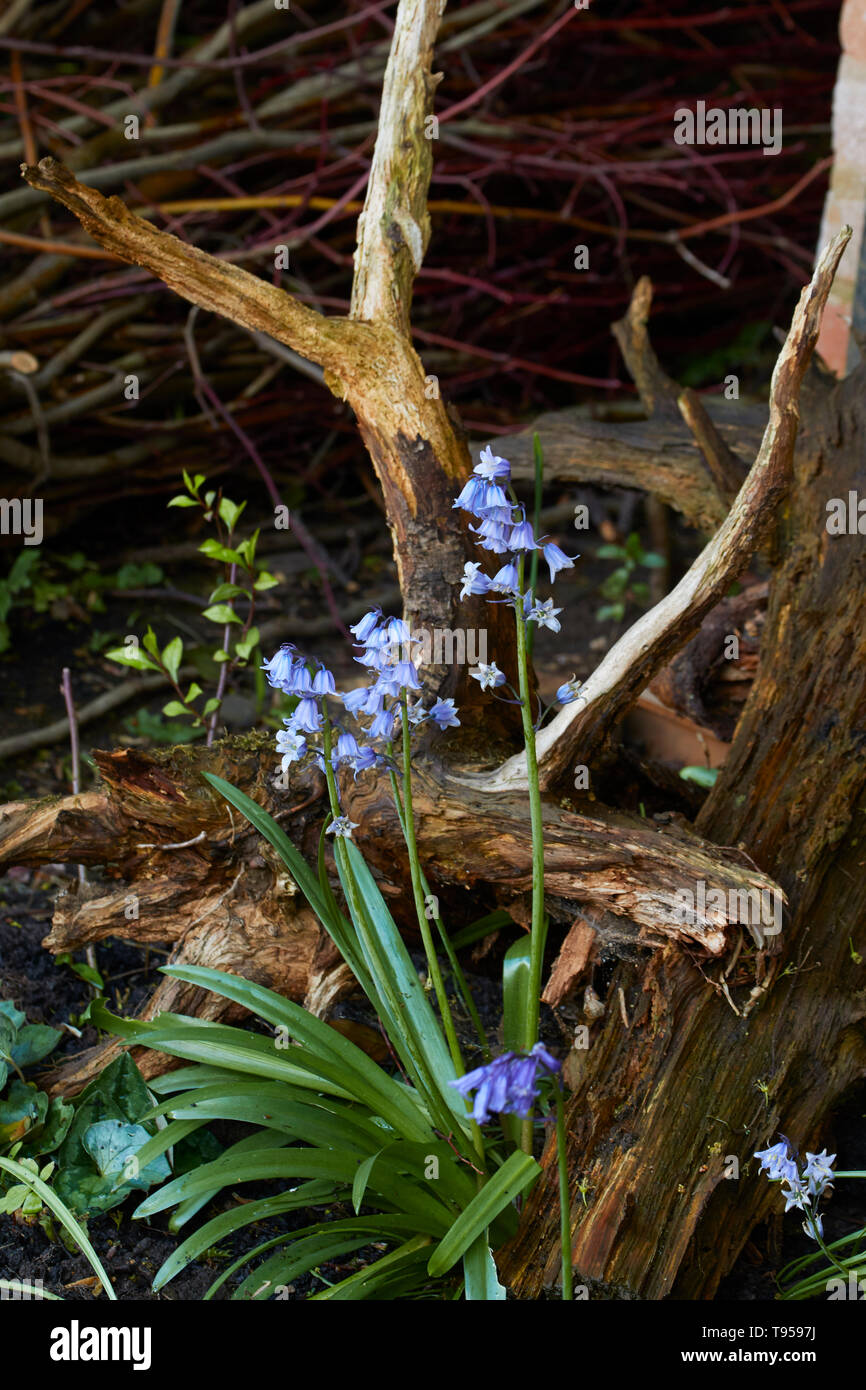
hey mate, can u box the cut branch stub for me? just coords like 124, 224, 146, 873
678, 387, 748, 505
611, 277, 682, 420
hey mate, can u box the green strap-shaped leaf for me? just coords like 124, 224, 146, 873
231, 1217, 425, 1300
159, 965, 433, 1139
463, 1234, 507, 1301
93, 985, 430, 1143
152, 1182, 336, 1290
338, 840, 470, 1135
0, 1156, 115, 1300
502, 935, 531, 1053
309, 1235, 433, 1301
427, 1151, 541, 1277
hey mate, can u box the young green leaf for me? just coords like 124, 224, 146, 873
218, 497, 246, 533
199, 539, 243, 565
105, 647, 158, 672
202, 604, 242, 625
162, 701, 189, 718
208, 583, 247, 603
161, 636, 183, 683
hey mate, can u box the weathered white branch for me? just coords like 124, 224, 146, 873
350, 0, 445, 333
463, 227, 852, 794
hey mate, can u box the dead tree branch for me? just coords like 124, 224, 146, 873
466, 227, 851, 795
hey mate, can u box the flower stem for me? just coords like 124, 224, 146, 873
387, 758, 490, 1060
399, 697, 465, 1079
555, 1078, 573, 1300
525, 432, 544, 664
514, 557, 547, 1152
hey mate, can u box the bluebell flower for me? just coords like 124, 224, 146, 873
754, 1140, 796, 1182
355, 645, 385, 670
332, 732, 362, 767
406, 699, 427, 725
460, 562, 491, 599
541, 541, 578, 583
392, 660, 421, 692
428, 697, 460, 729
290, 696, 323, 734
379, 616, 412, 646
449, 1042, 560, 1124
470, 518, 514, 554
362, 684, 388, 715
526, 597, 562, 632
349, 608, 382, 642
341, 686, 371, 715
349, 746, 379, 777
477, 480, 510, 512
326, 816, 358, 839
471, 662, 506, 691
453, 475, 492, 514
311, 664, 336, 695
781, 1176, 810, 1214
556, 676, 583, 705
509, 516, 538, 552
369, 708, 397, 741
261, 643, 297, 690
489, 562, 521, 596
275, 728, 307, 769
475, 445, 511, 482
803, 1150, 836, 1197
285, 663, 313, 695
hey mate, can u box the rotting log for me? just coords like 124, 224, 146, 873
498, 354, 866, 1301
0, 728, 783, 1094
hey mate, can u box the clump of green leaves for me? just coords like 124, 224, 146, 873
595, 531, 665, 623
0, 1011, 182, 1228
105, 472, 278, 731
0, 551, 163, 654
0, 1000, 68, 1224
